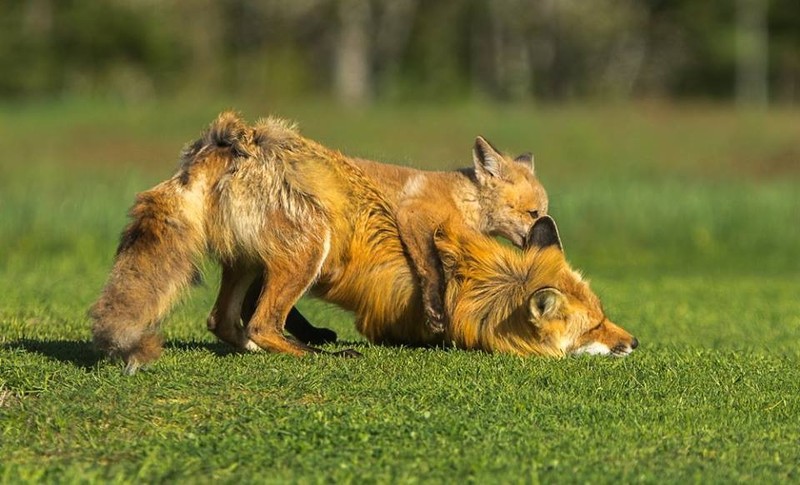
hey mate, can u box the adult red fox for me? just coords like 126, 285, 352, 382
89, 113, 635, 373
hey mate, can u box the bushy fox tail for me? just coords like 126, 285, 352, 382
89, 111, 248, 373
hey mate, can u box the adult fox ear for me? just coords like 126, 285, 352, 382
525, 215, 563, 252
528, 287, 566, 324
433, 225, 461, 277
473, 136, 507, 183
514, 152, 535, 173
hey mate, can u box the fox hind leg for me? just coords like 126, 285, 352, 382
246, 234, 360, 357
207, 262, 259, 349
241, 275, 338, 345
246, 235, 330, 356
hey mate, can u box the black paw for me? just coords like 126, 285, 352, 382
330, 348, 362, 358
303, 327, 338, 345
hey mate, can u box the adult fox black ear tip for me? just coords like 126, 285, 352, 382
474, 136, 502, 159
537, 215, 556, 226
529, 215, 555, 233
527, 216, 562, 250
473, 136, 498, 164
514, 152, 533, 163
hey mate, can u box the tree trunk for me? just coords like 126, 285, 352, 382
334, 0, 372, 106
736, 0, 769, 108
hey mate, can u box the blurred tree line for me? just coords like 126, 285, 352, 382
1, 0, 798, 105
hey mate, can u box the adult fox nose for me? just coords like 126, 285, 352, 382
631, 337, 639, 350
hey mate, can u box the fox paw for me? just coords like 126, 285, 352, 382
427, 320, 445, 334
424, 307, 447, 334
303, 327, 338, 345
331, 348, 362, 358
287, 325, 338, 345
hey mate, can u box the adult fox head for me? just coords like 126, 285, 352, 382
472, 136, 548, 248
434, 216, 638, 357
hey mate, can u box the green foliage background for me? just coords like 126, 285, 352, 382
2, 0, 799, 103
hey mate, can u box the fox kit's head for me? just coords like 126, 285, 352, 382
472, 136, 548, 248
435, 216, 638, 357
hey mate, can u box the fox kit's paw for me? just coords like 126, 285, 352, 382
424, 306, 447, 334
423, 289, 447, 333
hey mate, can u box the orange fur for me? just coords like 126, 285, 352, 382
90, 113, 634, 372
90, 112, 243, 373
347, 137, 548, 330
431, 221, 637, 356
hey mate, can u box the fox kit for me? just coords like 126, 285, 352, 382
246, 136, 548, 340
365, 138, 546, 332
90, 113, 632, 373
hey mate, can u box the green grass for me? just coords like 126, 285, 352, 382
1, 98, 799, 482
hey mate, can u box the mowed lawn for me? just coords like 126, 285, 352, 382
1, 99, 799, 482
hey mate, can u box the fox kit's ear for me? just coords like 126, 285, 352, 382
526, 215, 563, 252
514, 152, 535, 173
473, 136, 506, 183
529, 287, 566, 323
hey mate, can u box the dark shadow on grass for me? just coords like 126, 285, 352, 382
325, 340, 371, 349
3, 337, 440, 369
4, 339, 103, 369
4, 339, 246, 370
332, 339, 461, 353
163, 340, 239, 355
